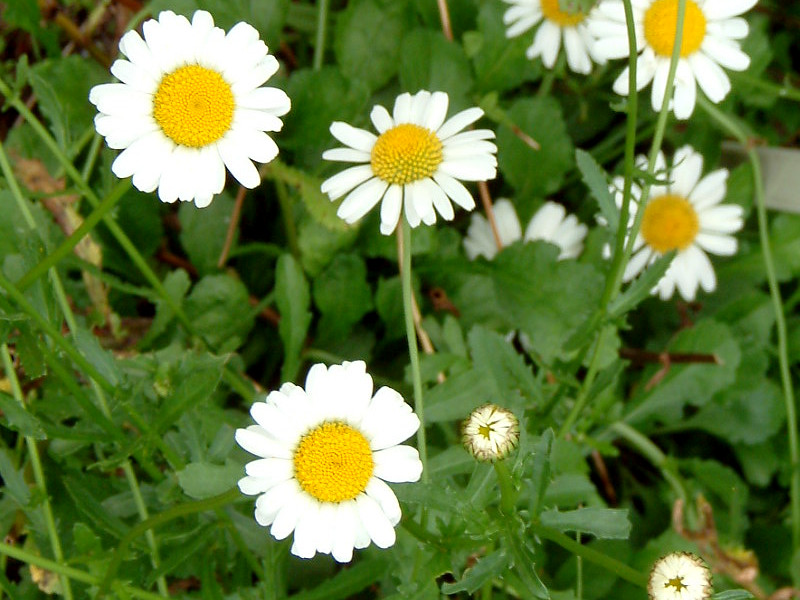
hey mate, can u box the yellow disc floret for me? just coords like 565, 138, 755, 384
540, 0, 586, 27
641, 194, 700, 253
370, 124, 443, 186
293, 422, 374, 503
644, 0, 707, 58
153, 65, 235, 148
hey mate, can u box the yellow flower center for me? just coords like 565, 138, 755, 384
152, 65, 235, 148
370, 124, 443, 186
293, 422, 374, 503
644, 0, 707, 58
666, 576, 687, 591
540, 0, 586, 27
640, 194, 699, 253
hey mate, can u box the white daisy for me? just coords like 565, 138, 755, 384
589, 0, 757, 119
320, 90, 498, 235
502, 0, 605, 74
648, 552, 711, 600
463, 199, 587, 260
612, 145, 743, 301
235, 361, 422, 563
462, 404, 520, 462
89, 10, 291, 207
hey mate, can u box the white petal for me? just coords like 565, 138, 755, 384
379, 184, 403, 235
436, 107, 484, 140
373, 445, 423, 483
330, 122, 377, 152
321, 164, 375, 200
337, 177, 388, 223
365, 478, 402, 525
433, 172, 476, 210
370, 104, 394, 133
355, 494, 396, 549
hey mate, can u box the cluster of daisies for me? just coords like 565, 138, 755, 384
87, 0, 756, 565
503, 0, 757, 119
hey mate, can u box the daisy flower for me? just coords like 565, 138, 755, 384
89, 10, 291, 207
463, 199, 587, 260
462, 404, 520, 462
648, 552, 711, 600
502, 0, 605, 74
320, 90, 498, 235
235, 361, 422, 563
590, 0, 757, 119
612, 145, 743, 301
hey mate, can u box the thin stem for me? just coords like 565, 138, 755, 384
398, 222, 428, 483
0, 542, 164, 600
493, 461, 517, 515
697, 94, 800, 560
530, 522, 648, 588
313, 0, 330, 70
218, 185, 247, 268
559, 0, 684, 437
1, 345, 74, 600
436, 0, 453, 41
609, 422, 688, 503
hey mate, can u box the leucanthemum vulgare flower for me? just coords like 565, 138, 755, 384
589, 0, 757, 119
235, 361, 422, 563
320, 90, 498, 235
648, 552, 711, 600
462, 404, 520, 462
502, 0, 605, 74
463, 199, 588, 260
610, 145, 744, 302
89, 10, 291, 207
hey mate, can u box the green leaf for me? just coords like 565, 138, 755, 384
176, 461, 242, 500
138, 269, 192, 349
575, 149, 618, 233
334, 0, 410, 92
313, 253, 372, 340
283, 69, 369, 170
155, 352, 227, 432
529, 429, 554, 517
467, 325, 539, 406
539, 507, 631, 539
0, 447, 31, 507
179, 193, 235, 276
608, 251, 675, 319
497, 97, 574, 198
290, 558, 390, 600
185, 274, 255, 352
73, 326, 121, 387
0, 392, 46, 439
468, 2, 540, 93
712, 590, 756, 600
490, 242, 604, 363
28, 56, 106, 150
399, 30, 474, 107
426, 369, 493, 423
441, 549, 510, 594
275, 254, 311, 381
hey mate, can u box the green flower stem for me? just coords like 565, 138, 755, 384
608, 421, 688, 504
697, 94, 800, 560
15, 179, 131, 292
0, 541, 165, 600
492, 460, 517, 516
313, 0, 330, 70
558, 0, 685, 437
0, 344, 74, 600
399, 221, 428, 484
98, 488, 243, 598
2, 134, 169, 596
530, 522, 648, 588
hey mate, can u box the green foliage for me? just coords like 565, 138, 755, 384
0, 0, 797, 598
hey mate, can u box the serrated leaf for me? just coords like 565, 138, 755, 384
290, 558, 390, 600
490, 242, 604, 363
0, 392, 46, 439
275, 254, 311, 382
712, 590, 755, 600
576, 149, 617, 232
313, 253, 372, 340
399, 29, 473, 108
441, 550, 510, 595
334, 0, 410, 92
539, 507, 631, 539
467, 325, 538, 406
185, 274, 254, 352
155, 352, 227, 432
497, 97, 574, 197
